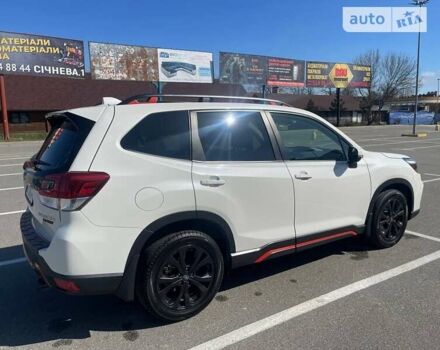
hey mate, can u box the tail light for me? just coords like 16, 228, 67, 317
38, 172, 110, 211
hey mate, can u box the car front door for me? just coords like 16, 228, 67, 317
267, 112, 371, 243
191, 110, 295, 252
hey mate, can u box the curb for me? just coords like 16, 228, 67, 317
401, 133, 428, 137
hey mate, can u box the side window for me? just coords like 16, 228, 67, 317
196, 111, 275, 161
121, 111, 190, 160
271, 113, 346, 161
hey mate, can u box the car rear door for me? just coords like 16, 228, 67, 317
267, 111, 371, 242
191, 110, 295, 252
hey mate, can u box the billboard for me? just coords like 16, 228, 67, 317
306, 61, 371, 88
219, 52, 267, 85
267, 57, 305, 87
89, 42, 158, 81
157, 48, 213, 83
0, 31, 85, 78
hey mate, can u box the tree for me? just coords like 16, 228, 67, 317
305, 99, 319, 114
380, 53, 416, 104
353, 50, 416, 124
329, 96, 346, 113
353, 49, 380, 123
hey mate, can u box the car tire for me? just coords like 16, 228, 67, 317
369, 189, 408, 249
136, 230, 224, 321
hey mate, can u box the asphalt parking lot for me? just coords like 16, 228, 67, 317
1, 124, 440, 349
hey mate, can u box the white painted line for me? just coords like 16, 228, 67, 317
0, 173, 21, 177
424, 173, 440, 177
0, 163, 22, 167
362, 139, 440, 148
0, 154, 31, 158
0, 210, 25, 216
423, 177, 440, 184
0, 257, 26, 267
406, 230, 440, 243
190, 250, 440, 350
0, 186, 23, 192
356, 136, 406, 142
398, 144, 440, 151
0, 157, 29, 161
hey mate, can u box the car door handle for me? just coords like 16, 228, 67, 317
200, 176, 226, 187
295, 171, 312, 180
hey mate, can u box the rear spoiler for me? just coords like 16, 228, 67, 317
102, 97, 121, 105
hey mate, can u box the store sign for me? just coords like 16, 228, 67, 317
89, 42, 158, 81
306, 61, 371, 88
157, 48, 213, 83
0, 31, 85, 78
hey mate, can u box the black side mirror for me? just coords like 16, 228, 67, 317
347, 146, 361, 168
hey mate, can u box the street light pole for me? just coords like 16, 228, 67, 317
437, 78, 440, 112
411, 0, 429, 135
412, 26, 421, 135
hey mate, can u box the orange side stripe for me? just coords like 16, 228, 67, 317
254, 244, 296, 263
255, 230, 357, 263
296, 230, 358, 248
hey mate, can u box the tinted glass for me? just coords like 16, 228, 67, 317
271, 113, 346, 161
35, 113, 94, 172
196, 111, 275, 161
121, 111, 190, 160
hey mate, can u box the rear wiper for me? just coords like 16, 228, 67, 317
24, 158, 51, 170
34, 159, 51, 166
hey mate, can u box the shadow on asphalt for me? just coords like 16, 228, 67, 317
0, 245, 24, 261
0, 238, 373, 347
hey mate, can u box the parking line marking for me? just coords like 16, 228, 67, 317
0, 163, 22, 167
424, 173, 440, 177
0, 186, 23, 192
189, 250, 440, 350
0, 154, 31, 158
362, 140, 440, 148
0, 257, 26, 267
406, 230, 440, 243
0, 173, 21, 177
353, 135, 391, 141
0, 210, 25, 216
0, 157, 29, 161
423, 178, 440, 184
398, 144, 440, 151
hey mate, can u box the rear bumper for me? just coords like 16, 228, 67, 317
20, 211, 122, 295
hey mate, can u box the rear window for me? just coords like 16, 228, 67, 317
34, 113, 94, 172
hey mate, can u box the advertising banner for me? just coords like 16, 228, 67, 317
306, 61, 371, 88
157, 48, 213, 83
0, 31, 85, 78
89, 42, 158, 81
219, 52, 267, 85
267, 57, 305, 87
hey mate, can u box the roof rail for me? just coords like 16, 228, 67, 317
119, 94, 290, 107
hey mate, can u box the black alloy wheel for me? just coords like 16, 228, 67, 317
377, 197, 406, 242
136, 230, 224, 321
155, 244, 215, 311
370, 189, 408, 248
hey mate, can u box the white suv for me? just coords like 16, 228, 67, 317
21, 95, 423, 321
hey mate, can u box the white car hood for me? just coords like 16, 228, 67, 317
381, 152, 409, 160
